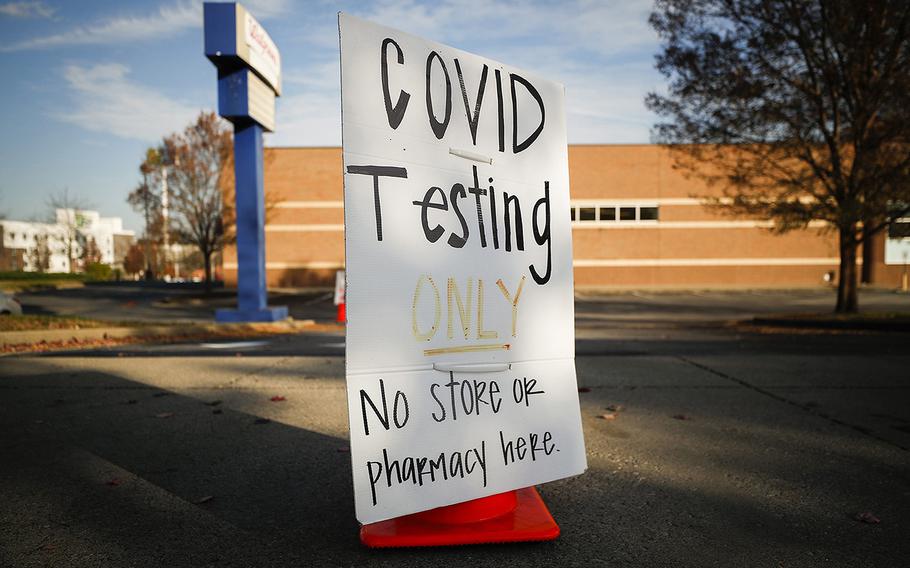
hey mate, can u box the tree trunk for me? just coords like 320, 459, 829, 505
836, 226, 859, 313
144, 200, 152, 281
203, 251, 212, 294
861, 223, 874, 284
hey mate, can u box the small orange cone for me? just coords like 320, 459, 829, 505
337, 302, 346, 323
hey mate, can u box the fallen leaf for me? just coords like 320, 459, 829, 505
205, 400, 222, 407
254, 418, 271, 425
155, 412, 174, 419
854, 511, 881, 524
578, 387, 591, 393
600, 413, 617, 421
194, 495, 214, 505
606, 404, 625, 412
672, 414, 692, 421
270, 396, 287, 402
105, 478, 122, 487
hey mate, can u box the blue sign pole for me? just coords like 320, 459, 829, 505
205, 2, 287, 322
216, 120, 287, 321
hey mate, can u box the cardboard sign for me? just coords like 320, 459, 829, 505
339, 13, 587, 524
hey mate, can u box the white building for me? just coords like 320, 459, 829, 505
0, 209, 135, 273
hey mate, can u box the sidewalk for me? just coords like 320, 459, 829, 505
1, 318, 907, 567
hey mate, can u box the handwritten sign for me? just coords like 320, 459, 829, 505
339, 13, 587, 524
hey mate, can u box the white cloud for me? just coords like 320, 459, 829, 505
0, 1, 54, 19
270, 60, 342, 146
56, 63, 200, 142
1, 1, 199, 52
244, 0, 292, 19
356, 0, 656, 60
269, 90, 342, 147
0, 0, 291, 52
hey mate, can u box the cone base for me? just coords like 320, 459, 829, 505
359, 487, 559, 548
336, 302, 346, 323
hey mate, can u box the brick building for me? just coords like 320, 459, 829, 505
222, 145, 909, 290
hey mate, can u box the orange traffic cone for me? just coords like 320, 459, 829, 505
337, 302, 346, 323
359, 488, 559, 547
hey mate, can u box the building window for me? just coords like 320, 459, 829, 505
639, 206, 659, 221
889, 219, 910, 239
570, 203, 660, 225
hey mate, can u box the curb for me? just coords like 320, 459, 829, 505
0, 320, 316, 350
750, 317, 910, 332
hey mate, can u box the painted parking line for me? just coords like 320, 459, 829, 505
199, 340, 270, 349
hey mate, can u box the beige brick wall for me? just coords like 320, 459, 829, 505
222, 145, 902, 290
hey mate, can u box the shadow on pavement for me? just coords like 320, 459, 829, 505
2, 353, 909, 567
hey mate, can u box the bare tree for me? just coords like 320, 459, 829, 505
47, 188, 90, 274
164, 111, 234, 292
647, 0, 910, 313
123, 243, 146, 277
28, 230, 51, 273
128, 148, 165, 280
81, 236, 102, 266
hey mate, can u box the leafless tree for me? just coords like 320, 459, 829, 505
28, 231, 51, 273
47, 188, 90, 273
128, 148, 165, 280
81, 236, 102, 266
164, 111, 234, 292
647, 0, 910, 312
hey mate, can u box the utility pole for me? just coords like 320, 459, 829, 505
160, 147, 170, 280
141, 172, 153, 281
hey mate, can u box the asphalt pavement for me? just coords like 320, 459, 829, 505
14, 283, 336, 323
15, 282, 910, 324
1, 289, 909, 567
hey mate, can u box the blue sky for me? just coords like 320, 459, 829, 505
0, 0, 663, 232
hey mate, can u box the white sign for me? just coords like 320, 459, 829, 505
245, 69, 276, 132
236, 3, 281, 95
334, 270, 346, 305
339, 14, 587, 524
885, 218, 910, 265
